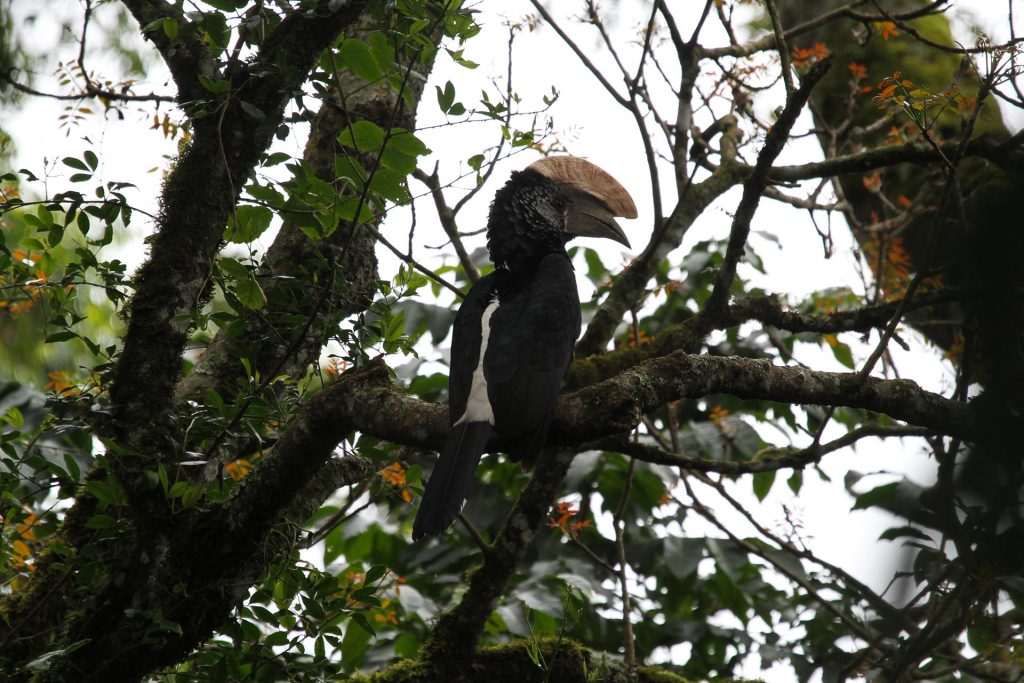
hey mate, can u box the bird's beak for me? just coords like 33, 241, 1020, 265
563, 191, 630, 247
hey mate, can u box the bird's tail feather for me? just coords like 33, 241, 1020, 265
412, 421, 490, 541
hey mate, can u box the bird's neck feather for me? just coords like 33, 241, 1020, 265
486, 170, 569, 274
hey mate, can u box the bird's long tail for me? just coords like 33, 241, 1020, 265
412, 421, 491, 541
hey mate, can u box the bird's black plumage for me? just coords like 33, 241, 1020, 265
412, 161, 635, 541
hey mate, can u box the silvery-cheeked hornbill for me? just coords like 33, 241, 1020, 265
412, 156, 637, 540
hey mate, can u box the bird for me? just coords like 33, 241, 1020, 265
412, 156, 637, 541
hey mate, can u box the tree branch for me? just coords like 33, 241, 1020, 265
576, 117, 745, 356
421, 449, 575, 675
320, 352, 976, 454
597, 425, 931, 474
412, 167, 480, 282
703, 55, 833, 322
765, 133, 1024, 182
111, 0, 371, 455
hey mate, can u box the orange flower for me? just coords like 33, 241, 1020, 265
224, 458, 252, 481
7, 514, 38, 571
861, 172, 882, 193
874, 21, 899, 40
379, 462, 412, 503
548, 500, 588, 538
709, 406, 730, 426
373, 598, 399, 625
373, 609, 398, 625
45, 371, 78, 395
791, 42, 830, 68
658, 488, 672, 506
620, 324, 652, 349
570, 520, 592, 534
323, 357, 350, 378
861, 234, 913, 297
379, 462, 406, 487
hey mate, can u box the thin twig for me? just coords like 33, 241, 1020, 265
412, 167, 479, 282
764, 0, 795, 97
612, 457, 636, 668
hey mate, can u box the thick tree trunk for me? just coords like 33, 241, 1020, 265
0, 4, 442, 680
775, 4, 1024, 678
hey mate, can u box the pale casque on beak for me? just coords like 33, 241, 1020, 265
526, 156, 637, 248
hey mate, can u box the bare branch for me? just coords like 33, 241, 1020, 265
703, 56, 834, 323
764, 0, 795, 97
412, 167, 480, 282
598, 425, 931, 474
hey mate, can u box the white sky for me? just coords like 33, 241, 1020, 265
4, 1, 1022, 679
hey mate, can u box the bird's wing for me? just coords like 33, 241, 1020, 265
447, 272, 498, 425
412, 274, 499, 541
484, 254, 582, 468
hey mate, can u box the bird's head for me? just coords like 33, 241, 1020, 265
486, 156, 637, 272
525, 155, 637, 248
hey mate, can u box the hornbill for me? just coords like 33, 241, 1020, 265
412, 156, 637, 540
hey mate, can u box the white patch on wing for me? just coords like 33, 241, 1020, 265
455, 295, 500, 426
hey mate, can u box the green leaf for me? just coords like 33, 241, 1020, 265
337, 120, 386, 152
247, 184, 285, 205
387, 129, 429, 158
264, 631, 290, 647
45, 331, 77, 343
764, 546, 807, 581
181, 484, 204, 508
219, 256, 248, 278
368, 167, 411, 204
202, 0, 247, 9
380, 130, 429, 174
828, 338, 855, 369
340, 39, 383, 82
62, 156, 89, 171
967, 615, 998, 653
752, 470, 776, 501
225, 206, 273, 243
878, 525, 931, 541
239, 101, 265, 119
436, 80, 455, 113
63, 454, 81, 481
852, 481, 900, 510
333, 196, 374, 225
37, 205, 54, 228
235, 276, 267, 310
334, 154, 368, 186
85, 514, 114, 529
162, 17, 179, 39
365, 564, 388, 584
198, 75, 231, 94
663, 536, 703, 579
263, 152, 289, 167
787, 470, 803, 494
